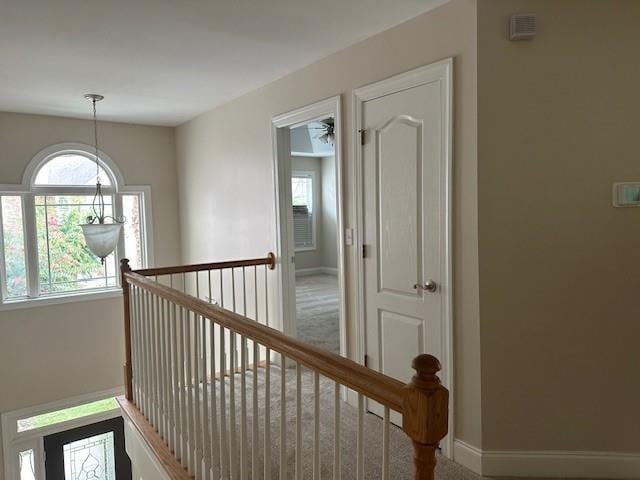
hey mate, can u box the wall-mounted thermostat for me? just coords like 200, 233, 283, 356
613, 182, 640, 207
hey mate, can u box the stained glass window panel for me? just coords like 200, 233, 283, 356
18, 449, 36, 480
63, 432, 116, 480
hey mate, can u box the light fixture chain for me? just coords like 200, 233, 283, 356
92, 98, 100, 183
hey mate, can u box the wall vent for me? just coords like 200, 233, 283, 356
510, 14, 537, 40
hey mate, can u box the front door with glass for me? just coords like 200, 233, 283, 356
44, 417, 131, 480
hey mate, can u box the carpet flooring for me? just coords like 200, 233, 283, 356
295, 274, 340, 354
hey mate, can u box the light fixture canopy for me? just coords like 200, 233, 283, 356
79, 94, 125, 263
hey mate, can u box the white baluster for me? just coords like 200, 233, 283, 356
170, 303, 179, 457
130, 286, 137, 406
161, 299, 169, 447
230, 330, 238, 479
264, 348, 272, 480
146, 292, 153, 424
185, 310, 194, 475
242, 267, 247, 316
201, 316, 211, 480
333, 383, 341, 480
208, 269, 213, 305
264, 266, 269, 328
194, 313, 202, 479
313, 372, 320, 480
210, 320, 220, 479
254, 266, 258, 322
357, 394, 364, 480
240, 335, 248, 480
159, 298, 167, 440
252, 340, 259, 478
219, 326, 229, 478
165, 300, 171, 445
179, 307, 188, 468
382, 406, 390, 480
140, 289, 147, 416
152, 294, 160, 430
147, 290, 153, 421
219, 269, 224, 309
280, 353, 287, 480
130, 286, 138, 406
296, 364, 303, 480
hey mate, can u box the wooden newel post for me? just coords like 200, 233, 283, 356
402, 354, 449, 480
120, 258, 133, 401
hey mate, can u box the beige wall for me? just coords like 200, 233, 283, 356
176, 0, 481, 447
0, 112, 181, 476
478, 0, 640, 453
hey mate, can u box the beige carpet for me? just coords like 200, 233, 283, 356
295, 274, 340, 354
201, 365, 481, 479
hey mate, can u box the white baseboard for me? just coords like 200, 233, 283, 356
295, 267, 338, 277
453, 440, 640, 479
453, 440, 483, 475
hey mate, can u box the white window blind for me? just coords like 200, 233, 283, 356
291, 174, 314, 249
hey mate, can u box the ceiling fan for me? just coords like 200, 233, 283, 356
307, 119, 335, 146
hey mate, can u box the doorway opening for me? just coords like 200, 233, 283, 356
272, 96, 346, 357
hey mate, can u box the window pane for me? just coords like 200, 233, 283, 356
122, 195, 143, 269
1, 196, 27, 298
35, 195, 117, 294
64, 432, 116, 480
34, 154, 112, 186
18, 449, 36, 480
292, 176, 313, 211
17, 398, 118, 433
292, 175, 314, 248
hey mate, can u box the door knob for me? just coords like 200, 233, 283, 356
413, 280, 438, 293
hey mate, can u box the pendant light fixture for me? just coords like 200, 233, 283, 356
80, 94, 124, 264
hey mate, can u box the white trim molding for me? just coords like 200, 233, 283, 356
295, 267, 339, 277
271, 95, 347, 361
453, 440, 483, 475
352, 58, 454, 458
2, 387, 123, 480
453, 440, 640, 479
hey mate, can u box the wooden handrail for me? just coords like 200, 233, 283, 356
123, 269, 406, 412
132, 252, 275, 277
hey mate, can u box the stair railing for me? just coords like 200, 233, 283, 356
120, 254, 448, 480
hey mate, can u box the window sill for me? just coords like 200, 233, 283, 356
295, 246, 317, 252
0, 289, 122, 312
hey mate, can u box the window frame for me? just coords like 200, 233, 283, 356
291, 170, 317, 252
0, 143, 154, 310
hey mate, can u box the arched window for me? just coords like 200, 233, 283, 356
0, 144, 152, 305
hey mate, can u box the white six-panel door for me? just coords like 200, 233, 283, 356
356, 60, 452, 438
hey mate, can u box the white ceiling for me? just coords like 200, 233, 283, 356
0, 0, 447, 126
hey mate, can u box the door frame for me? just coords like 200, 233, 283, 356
352, 58, 454, 457
1, 387, 123, 480
271, 95, 347, 358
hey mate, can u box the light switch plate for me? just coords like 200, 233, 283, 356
613, 182, 640, 207
344, 228, 354, 246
